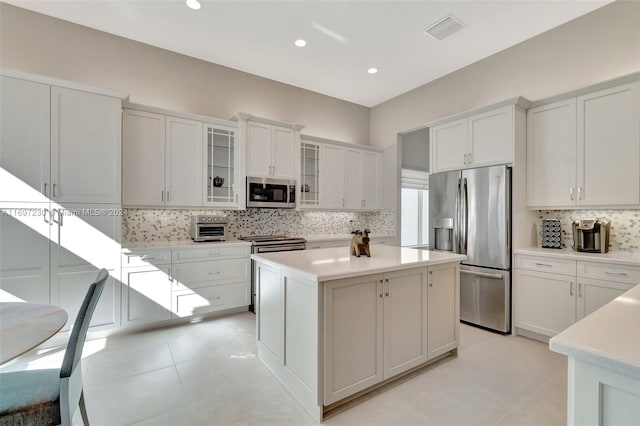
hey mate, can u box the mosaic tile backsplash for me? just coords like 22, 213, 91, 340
539, 210, 640, 252
123, 209, 396, 243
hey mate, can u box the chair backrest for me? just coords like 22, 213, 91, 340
60, 269, 108, 379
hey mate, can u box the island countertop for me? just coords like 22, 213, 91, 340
251, 245, 466, 281
549, 283, 640, 378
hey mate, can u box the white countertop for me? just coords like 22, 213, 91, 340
251, 245, 466, 281
549, 283, 640, 378
122, 239, 251, 250
515, 247, 640, 266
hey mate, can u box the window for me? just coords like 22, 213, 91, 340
400, 169, 429, 247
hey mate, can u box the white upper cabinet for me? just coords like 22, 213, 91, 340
203, 124, 239, 207
361, 151, 381, 210
431, 118, 468, 171
246, 121, 295, 179
1, 76, 122, 204
527, 80, 639, 208
0, 76, 50, 202
51, 87, 122, 204
123, 109, 206, 207
322, 144, 345, 209
165, 117, 203, 207
527, 99, 578, 208
122, 110, 166, 206
431, 104, 518, 173
576, 82, 640, 206
344, 149, 362, 210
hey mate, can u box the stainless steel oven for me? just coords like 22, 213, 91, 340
246, 177, 296, 208
238, 235, 306, 312
190, 215, 228, 242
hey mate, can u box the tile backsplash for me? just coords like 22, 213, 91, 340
123, 209, 396, 243
539, 210, 640, 252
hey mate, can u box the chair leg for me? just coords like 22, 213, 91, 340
79, 391, 90, 426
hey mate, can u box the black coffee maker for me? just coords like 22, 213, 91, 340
572, 219, 610, 253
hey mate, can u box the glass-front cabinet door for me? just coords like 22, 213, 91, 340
203, 124, 238, 207
300, 142, 320, 208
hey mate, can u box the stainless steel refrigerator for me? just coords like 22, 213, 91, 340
429, 165, 511, 333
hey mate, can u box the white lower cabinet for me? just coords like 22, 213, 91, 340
324, 264, 458, 405
122, 244, 250, 326
514, 255, 636, 339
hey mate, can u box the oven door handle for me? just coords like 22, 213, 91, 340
256, 245, 305, 253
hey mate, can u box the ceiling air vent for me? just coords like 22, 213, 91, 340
424, 15, 465, 40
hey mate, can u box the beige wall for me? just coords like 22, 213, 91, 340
370, 0, 640, 148
0, 3, 370, 145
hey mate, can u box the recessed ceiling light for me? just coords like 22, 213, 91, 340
186, 0, 201, 10
367, 68, 378, 74
294, 39, 307, 48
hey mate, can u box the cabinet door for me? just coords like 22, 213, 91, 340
0, 202, 51, 303
123, 266, 172, 325
51, 87, 121, 204
204, 125, 238, 206
577, 82, 640, 206
0, 76, 50, 202
344, 149, 362, 210
271, 126, 295, 179
526, 99, 577, 208
122, 110, 166, 206
165, 116, 203, 207
322, 145, 345, 209
246, 122, 272, 177
430, 118, 468, 172
300, 142, 320, 207
576, 277, 632, 321
468, 105, 513, 167
427, 263, 459, 360
324, 274, 383, 404
361, 151, 380, 210
514, 269, 575, 337
383, 269, 428, 378
51, 203, 121, 332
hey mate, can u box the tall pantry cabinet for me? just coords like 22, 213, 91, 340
0, 73, 125, 332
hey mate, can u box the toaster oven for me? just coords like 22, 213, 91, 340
190, 215, 228, 242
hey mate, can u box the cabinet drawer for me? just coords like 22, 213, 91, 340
515, 255, 576, 276
577, 261, 640, 284
122, 249, 171, 267
172, 259, 250, 290
173, 282, 249, 316
306, 241, 328, 250
172, 245, 250, 263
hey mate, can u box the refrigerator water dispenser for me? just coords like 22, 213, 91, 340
434, 218, 454, 251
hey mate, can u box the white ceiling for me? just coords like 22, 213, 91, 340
5, 0, 611, 107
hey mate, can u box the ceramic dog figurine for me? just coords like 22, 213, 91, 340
350, 229, 371, 257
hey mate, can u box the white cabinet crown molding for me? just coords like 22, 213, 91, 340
425, 96, 530, 129
0, 68, 128, 100
233, 112, 305, 131
124, 102, 237, 129
301, 134, 382, 153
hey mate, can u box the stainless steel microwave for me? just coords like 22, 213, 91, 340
246, 177, 296, 208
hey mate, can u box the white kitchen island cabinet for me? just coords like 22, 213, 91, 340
253, 246, 465, 421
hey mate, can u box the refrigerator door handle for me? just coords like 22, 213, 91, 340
461, 177, 468, 254
454, 177, 461, 253
460, 269, 504, 280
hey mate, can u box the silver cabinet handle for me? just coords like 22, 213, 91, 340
52, 183, 57, 197
467, 153, 472, 164
578, 186, 583, 200
606, 271, 628, 276
43, 183, 48, 196
578, 282, 582, 297
43, 208, 51, 224
535, 262, 553, 267
569, 282, 574, 296
161, 190, 164, 202
167, 191, 170, 202
463, 154, 467, 165
385, 278, 390, 297
428, 270, 433, 287
51, 209, 60, 225
379, 279, 383, 298
209, 251, 222, 256
209, 271, 221, 275
570, 187, 574, 201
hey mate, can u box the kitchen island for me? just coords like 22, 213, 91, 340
252, 245, 466, 421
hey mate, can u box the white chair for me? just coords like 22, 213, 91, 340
0, 269, 108, 426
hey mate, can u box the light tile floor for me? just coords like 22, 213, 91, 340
1, 312, 567, 425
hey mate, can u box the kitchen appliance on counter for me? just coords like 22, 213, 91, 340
190, 215, 228, 242
572, 219, 610, 253
238, 235, 306, 312
430, 165, 511, 333
246, 177, 296, 208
